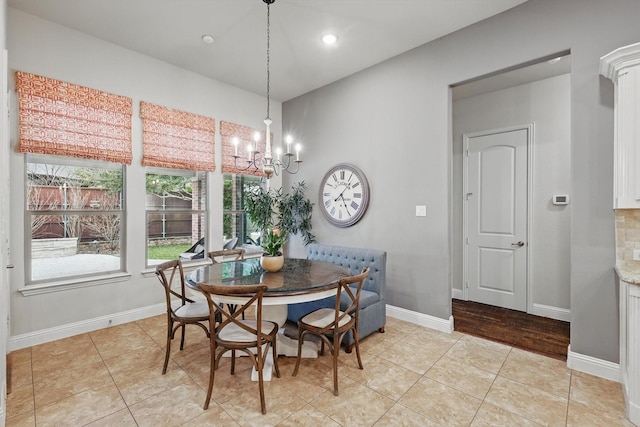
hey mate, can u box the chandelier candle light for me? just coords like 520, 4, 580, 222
231, 0, 302, 179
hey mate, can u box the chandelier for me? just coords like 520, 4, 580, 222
231, 0, 302, 179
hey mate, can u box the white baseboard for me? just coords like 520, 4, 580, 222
452, 288, 464, 300
9, 303, 166, 352
531, 303, 571, 322
567, 345, 621, 383
386, 304, 453, 333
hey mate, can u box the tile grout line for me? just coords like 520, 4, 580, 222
86, 330, 139, 426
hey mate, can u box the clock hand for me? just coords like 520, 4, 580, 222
334, 185, 348, 202
339, 194, 351, 216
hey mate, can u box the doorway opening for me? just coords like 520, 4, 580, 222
450, 53, 572, 349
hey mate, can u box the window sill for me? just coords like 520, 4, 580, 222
19, 272, 132, 296
141, 258, 212, 278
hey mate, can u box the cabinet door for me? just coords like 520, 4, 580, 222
616, 67, 640, 208
601, 42, 640, 208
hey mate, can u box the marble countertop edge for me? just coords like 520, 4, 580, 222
615, 263, 640, 285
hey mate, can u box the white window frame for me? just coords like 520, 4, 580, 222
223, 173, 264, 257
145, 167, 208, 268
21, 154, 128, 295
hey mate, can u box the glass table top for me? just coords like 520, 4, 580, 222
185, 258, 351, 296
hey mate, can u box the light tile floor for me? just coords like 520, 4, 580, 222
5, 316, 634, 426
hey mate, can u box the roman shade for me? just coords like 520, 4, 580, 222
16, 71, 132, 164
220, 121, 268, 177
140, 101, 216, 171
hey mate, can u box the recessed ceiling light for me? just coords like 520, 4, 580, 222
322, 34, 338, 45
201, 34, 215, 44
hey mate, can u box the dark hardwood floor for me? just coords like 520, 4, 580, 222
452, 299, 570, 361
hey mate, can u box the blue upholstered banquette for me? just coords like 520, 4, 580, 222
287, 243, 387, 346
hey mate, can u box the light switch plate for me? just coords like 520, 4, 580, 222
415, 205, 427, 217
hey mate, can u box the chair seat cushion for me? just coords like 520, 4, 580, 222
218, 320, 276, 342
301, 308, 352, 329
174, 301, 210, 318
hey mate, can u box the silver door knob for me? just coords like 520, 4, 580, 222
511, 241, 524, 247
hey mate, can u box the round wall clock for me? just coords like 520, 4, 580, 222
319, 163, 370, 227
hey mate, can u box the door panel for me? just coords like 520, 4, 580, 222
466, 127, 528, 311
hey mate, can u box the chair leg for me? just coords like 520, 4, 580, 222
271, 338, 281, 378
292, 329, 305, 377
231, 349, 236, 375
332, 332, 340, 396
257, 347, 267, 414
179, 324, 186, 350
203, 340, 215, 410
162, 317, 173, 374
353, 328, 364, 370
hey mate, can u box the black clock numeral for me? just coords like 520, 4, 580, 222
350, 201, 359, 210
330, 206, 336, 216
332, 173, 338, 182
340, 170, 345, 180
354, 193, 362, 198
324, 200, 331, 207
323, 192, 331, 197
339, 210, 343, 219
352, 182, 360, 189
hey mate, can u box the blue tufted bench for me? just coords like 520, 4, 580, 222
287, 243, 386, 350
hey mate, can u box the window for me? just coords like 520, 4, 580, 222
26, 155, 125, 283
223, 173, 264, 256
146, 169, 207, 267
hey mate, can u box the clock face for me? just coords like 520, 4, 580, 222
319, 163, 370, 227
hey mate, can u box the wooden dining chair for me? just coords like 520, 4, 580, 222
207, 248, 245, 264
197, 282, 281, 414
292, 267, 370, 396
156, 259, 211, 374
207, 248, 246, 317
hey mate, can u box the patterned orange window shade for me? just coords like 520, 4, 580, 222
220, 121, 269, 177
140, 102, 216, 172
16, 71, 132, 164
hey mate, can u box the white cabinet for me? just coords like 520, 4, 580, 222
619, 278, 640, 426
600, 42, 640, 208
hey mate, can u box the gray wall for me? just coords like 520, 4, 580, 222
7, 9, 283, 337
283, 0, 640, 363
452, 74, 571, 318
0, 0, 5, 49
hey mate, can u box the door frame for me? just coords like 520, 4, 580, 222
1, 49, 9, 427
462, 123, 534, 313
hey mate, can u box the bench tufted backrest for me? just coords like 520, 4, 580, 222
306, 243, 386, 299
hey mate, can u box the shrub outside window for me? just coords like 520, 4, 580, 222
26, 155, 125, 283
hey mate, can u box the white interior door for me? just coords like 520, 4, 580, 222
464, 126, 529, 312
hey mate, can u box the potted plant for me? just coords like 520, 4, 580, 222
259, 227, 287, 272
244, 181, 315, 271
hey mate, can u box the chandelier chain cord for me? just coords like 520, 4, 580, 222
266, 2, 271, 121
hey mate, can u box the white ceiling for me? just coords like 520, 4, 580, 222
8, 0, 528, 101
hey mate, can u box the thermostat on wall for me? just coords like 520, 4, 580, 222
552, 195, 570, 205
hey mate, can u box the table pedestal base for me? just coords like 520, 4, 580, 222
252, 305, 318, 381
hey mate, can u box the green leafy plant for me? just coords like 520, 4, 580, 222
261, 228, 287, 256
243, 181, 316, 249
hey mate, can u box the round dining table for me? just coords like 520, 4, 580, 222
185, 257, 351, 362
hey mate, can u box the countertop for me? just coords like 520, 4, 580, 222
615, 263, 640, 285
